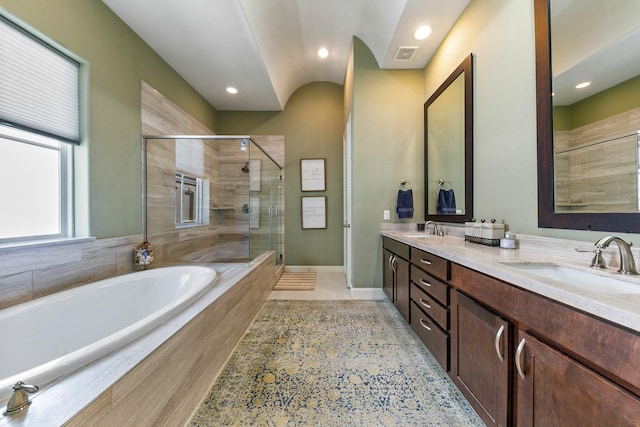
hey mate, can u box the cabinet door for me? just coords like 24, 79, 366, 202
383, 249, 394, 301
451, 291, 510, 427
394, 255, 410, 321
516, 331, 640, 427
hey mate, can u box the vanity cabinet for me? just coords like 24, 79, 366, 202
450, 262, 640, 427
516, 330, 640, 427
409, 248, 450, 371
382, 237, 410, 321
451, 291, 510, 427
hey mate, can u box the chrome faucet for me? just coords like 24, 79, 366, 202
425, 221, 443, 236
594, 236, 638, 275
3, 381, 39, 415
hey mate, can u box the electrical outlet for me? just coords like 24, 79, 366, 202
383, 210, 390, 220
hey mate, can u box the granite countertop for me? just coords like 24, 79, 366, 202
381, 227, 640, 333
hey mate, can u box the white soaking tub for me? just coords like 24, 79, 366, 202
0, 266, 217, 402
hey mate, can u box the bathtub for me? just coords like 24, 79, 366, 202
0, 266, 217, 402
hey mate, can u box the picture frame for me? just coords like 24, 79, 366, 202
301, 196, 326, 229
300, 158, 326, 191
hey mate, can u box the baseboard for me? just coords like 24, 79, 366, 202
349, 288, 387, 300
284, 265, 344, 273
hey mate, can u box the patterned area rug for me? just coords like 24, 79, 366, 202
190, 300, 483, 426
273, 272, 316, 291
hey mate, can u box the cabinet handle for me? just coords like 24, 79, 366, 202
419, 318, 432, 331
419, 298, 432, 309
494, 324, 505, 362
388, 254, 394, 271
420, 258, 432, 265
419, 278, 432, 287
515, 338, 527, 379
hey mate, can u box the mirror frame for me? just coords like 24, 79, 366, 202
535, 0, 640, 233
424, 53, 474, 223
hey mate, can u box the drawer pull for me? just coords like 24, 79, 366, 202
419, 278, 432, 287
515, 338, 527, 379
419, 298, 432, 309
494, 325, 505, 362
419, 318, 432, 331
420, 258, 432, 265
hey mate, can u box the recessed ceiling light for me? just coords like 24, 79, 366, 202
226, 86, 238, 94
414, 25, 432, 40
575, 81, 591, 89
317, 47, 329, 58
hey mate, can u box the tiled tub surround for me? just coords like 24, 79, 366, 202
381, 225, 640, 332
0, 252, 279, 426
0, 236, 142, 311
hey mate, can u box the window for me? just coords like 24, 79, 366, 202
0, 126, 72, 241
0, 15, 80, 243
175, 173, 209, 227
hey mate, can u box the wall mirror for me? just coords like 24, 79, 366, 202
535, 0, 640, 232
425, 53, 473, 223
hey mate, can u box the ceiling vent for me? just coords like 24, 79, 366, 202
394, 46, 419, 61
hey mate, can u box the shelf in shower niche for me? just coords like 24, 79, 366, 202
210, 206, 235, 211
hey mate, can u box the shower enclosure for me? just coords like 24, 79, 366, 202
143, 135, 283, 266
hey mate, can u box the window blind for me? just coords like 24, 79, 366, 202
0, 16, 79, 144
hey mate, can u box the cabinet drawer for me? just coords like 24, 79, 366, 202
383, 237, 410, 259
411, 283, 449, 330
411, 247, 448, 280
411, 301, 449, 371
411, 264, 449, 305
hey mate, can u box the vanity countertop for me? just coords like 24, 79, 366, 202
381, 229, 640, 333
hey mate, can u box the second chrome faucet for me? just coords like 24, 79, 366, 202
594, 236, 638, 275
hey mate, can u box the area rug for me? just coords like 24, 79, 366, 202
273, 272, 316, 291
190, 300, 483, 426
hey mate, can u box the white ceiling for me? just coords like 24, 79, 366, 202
550, 0, 640, 105
101, 0, 470, 111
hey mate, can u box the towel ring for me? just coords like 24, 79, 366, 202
439, 179, 452, 190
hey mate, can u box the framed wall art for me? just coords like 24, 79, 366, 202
301, 196, 326, 229
300, 158, 326, 191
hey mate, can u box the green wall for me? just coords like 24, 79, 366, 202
423, 0, 539, 236
0, 0, 219, 238
351, 38, 425, 288
219, 82, 345, 266
554, 75, 640, 130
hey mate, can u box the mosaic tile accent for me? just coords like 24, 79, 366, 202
190, 300, 483, 426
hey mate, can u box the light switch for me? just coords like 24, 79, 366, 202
383, 210, 390, 220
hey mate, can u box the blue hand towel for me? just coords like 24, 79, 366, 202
396, 189, 414, 219
437, 188, 456, 214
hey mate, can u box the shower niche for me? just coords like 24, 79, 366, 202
143, 135, 284, 266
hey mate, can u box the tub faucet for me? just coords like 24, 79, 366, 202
594, 236, 638, 275
3, 381, 39, 415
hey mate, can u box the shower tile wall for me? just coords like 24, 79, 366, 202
554, 107, 640, 213
142, 81, 280, 264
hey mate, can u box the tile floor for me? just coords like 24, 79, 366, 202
268, 270, 371, 300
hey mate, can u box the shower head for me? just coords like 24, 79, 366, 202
241, 162, 249, 173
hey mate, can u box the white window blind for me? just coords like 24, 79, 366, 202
0, 17, 79, 144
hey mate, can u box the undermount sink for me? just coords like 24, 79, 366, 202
499, 262, 640, 295
403, 233, 435, 238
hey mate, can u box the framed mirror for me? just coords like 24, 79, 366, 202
425, 53, 473, 223
535, 0, 640, 232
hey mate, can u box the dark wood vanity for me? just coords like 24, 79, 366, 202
382, 235, 640, 426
